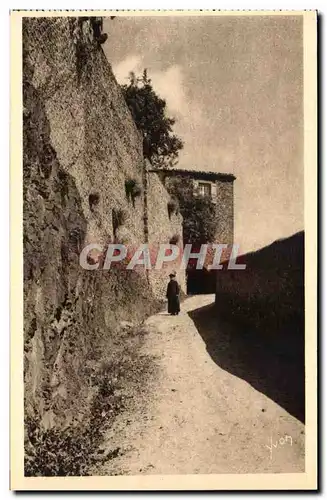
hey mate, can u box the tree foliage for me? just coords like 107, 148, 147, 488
166, 176, 217, 245
120, 70, 184, 168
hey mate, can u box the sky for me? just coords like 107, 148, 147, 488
103, 15, 303, 253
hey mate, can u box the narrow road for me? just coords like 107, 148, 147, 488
100, 294, 305, 475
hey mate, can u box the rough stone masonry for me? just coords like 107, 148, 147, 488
23, 16, 184, 430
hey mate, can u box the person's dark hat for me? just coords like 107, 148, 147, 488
169, 271, 176, 277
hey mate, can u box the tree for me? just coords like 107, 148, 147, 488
120, 70, 184, 168
166, 176, 217, 245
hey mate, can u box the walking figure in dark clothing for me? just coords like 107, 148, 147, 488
166, 271, 180, 315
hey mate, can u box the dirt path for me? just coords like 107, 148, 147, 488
99, 294, 305, 475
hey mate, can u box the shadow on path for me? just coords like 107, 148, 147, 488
188, 303, 305, 423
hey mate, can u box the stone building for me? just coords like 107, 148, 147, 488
157, 168, 236, 245
154, 168, 236, 293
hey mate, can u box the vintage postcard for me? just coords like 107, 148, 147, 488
10, 10, 317, 490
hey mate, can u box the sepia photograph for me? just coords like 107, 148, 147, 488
10, 10, 317, 490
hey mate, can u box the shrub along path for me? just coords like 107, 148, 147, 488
96, 294, 304, 475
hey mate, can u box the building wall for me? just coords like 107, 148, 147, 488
215, 232, 304, 330
192, 178, 234, 245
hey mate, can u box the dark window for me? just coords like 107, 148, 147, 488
198, 182, 211, 197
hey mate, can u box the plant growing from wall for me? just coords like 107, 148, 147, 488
169, 234, 180, 245
120, 70, 184, 168
72, 18, 89, 84
125, 178, 142, 207
112, 208, 127, 239
90, 17, 108, 45
89, 193, 100, 212
68, 227, 85, 254
167, 197, 180, 219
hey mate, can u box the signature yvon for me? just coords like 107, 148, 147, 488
266, 435, 293, 460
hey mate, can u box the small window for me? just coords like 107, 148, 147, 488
198, 182, 212, 198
